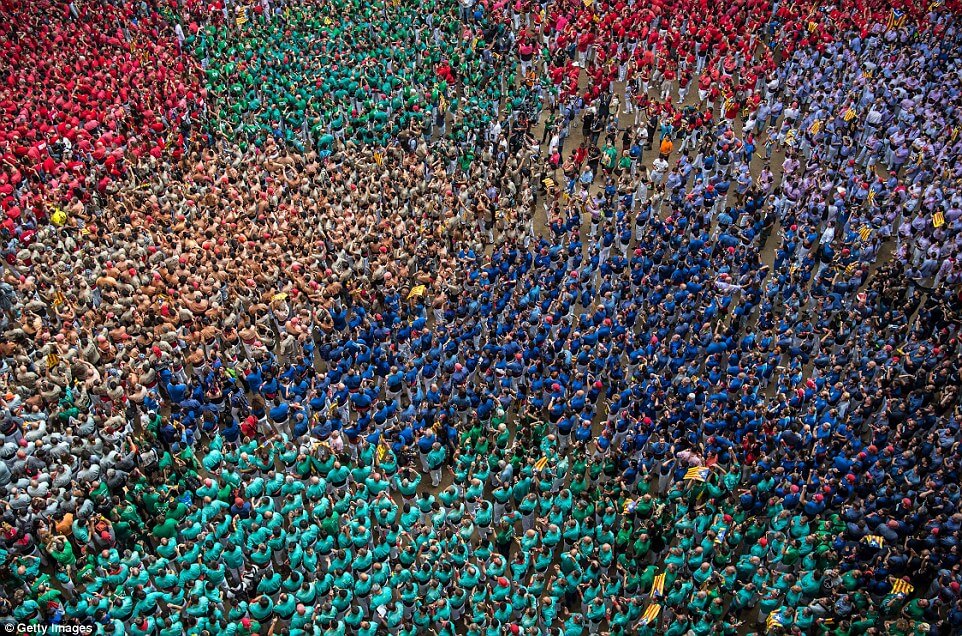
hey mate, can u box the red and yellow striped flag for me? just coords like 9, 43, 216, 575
891, 578, 914, 595
639, 603, 661, 626
651, 572, 666, 597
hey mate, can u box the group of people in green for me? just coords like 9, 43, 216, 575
188, 0, 539, 153
2, 396, 927, 635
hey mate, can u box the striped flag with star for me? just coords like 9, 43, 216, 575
891, 578, 915, 595
767, 610, 786, 630
685, 466, 710, 482
861, 535, 885, 548
650, 572, 666, 597
639, 604, 661, 626
887, 8, 907, 30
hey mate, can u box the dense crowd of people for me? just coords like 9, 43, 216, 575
2, 0, 962, 634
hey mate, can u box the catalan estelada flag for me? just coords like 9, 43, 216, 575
685, 466, 709, 482
639, 604, 661, 626
862, 535, 885, 548
887, 8, 907, 30
715, 525, 729, 544
891, 578, 915, 595
767, 611, 786, 630
651, 572, 666, 597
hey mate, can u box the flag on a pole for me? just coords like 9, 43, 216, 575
685, 466, 710, 482
651, 572, 666, 597
639, 604, 661, 626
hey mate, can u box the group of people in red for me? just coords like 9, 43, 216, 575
502, 0, 955, 119
0, 0, 203, 238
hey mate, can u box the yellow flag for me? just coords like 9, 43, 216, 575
684, 466, 709, 482
46, 353, 60, 369
808, 119, 823, 135
639, 604, 661, 626
534, 456, 548, 471
843, 108, 857, 122
891, 578, 915, 595
933, 211, 945, 228
651, 572, 666, 597
861, 535, 884, 548
407, 285, 427, 299
50, 207, 68, 226
858, 227, 872, 241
